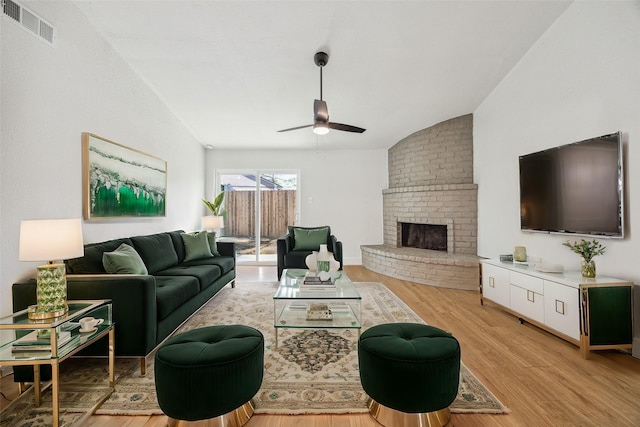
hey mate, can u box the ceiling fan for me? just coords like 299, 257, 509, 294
277, 51, 366, 135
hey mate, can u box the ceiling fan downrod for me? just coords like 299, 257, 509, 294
314, 51, 329, 101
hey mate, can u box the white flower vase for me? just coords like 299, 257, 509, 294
316, 244, 331, 273
305, 244, 339, 272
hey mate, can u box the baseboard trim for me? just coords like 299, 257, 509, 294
632, 338, 640, 359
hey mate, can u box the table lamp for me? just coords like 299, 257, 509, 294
202, 215, 224, 233
19, 218, 84, 319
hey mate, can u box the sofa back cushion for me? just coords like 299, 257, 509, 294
289, 226, 330, 251
131, 233, 179, 274
167, 230, 187, 263
65, 237, 133, 274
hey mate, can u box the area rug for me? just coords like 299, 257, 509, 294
0, 281, 507, 425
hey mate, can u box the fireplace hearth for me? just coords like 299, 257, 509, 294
401, 223, 447, 252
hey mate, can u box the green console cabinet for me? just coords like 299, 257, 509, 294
581, 284, 633, 358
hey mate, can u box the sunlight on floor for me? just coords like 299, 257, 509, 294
237, 265, 278, 282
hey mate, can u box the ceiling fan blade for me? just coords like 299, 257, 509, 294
277, 124, 313, 133
314, 99, 329, 122
328, 122, 366, 133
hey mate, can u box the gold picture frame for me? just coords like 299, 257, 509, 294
82, 133, 167, 219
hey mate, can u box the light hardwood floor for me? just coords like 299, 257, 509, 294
2, 265, 640, 426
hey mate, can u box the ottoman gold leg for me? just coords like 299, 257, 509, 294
368, 398, 451, 427
167, 400, 254, 427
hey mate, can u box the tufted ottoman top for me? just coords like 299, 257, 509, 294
359, 322, 458, 362
156, 324, 263, 366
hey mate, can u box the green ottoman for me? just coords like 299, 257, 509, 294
358, 323, 460, 427
154, 325, 264, 427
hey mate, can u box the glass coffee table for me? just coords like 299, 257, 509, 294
273, 269, 362, 348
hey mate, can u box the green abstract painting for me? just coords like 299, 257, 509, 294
83, 133, 167, 219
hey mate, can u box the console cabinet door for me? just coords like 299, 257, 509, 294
543, 280, 580, 340
482, 263, 510, 307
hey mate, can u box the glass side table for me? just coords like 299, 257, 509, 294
0, 300, 115, 427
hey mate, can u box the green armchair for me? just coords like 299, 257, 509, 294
276, 226, 343, 280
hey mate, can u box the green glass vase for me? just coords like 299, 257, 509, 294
581, 259, 596, 278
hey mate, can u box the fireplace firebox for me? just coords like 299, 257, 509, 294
400, 223, 447, 252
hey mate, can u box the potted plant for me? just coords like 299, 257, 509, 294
202, 192, 225, 216
202, 192, 225, 234
562, 239, 606, 278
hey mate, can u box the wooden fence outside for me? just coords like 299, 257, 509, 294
223, 190, 296, 238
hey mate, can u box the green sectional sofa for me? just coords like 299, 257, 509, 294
12, 230, 236, 377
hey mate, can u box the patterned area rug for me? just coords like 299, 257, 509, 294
0, 281, 508, 425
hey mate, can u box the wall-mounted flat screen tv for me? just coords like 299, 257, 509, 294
519, 132, 623, 238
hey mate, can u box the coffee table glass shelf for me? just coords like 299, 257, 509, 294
0, 300, 114, 427
273, 269, 362, 348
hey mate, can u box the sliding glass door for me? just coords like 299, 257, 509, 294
218, 171, 298, 264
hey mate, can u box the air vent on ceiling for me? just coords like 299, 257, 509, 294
3, 0, 55, 46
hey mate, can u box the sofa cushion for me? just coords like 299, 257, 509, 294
131, 233, 179, 274
155, 276, 200, 320
180, 256, 235, 275
181, 231, 213, 261
102, 243, 148, 274
206, 232, 221, 256
155, 264, 222, 291
65, 238, 134, 274
291, 226, 330, 251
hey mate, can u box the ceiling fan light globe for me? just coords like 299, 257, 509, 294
313, 124, 330, 135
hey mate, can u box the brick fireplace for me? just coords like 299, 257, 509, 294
361, 114, 480, 290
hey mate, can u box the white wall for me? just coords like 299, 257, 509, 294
474, 1, 640, 352
0, 2, 206, 317
206, 149, 388, 265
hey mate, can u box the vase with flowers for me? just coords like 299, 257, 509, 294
562, 239, 606, 278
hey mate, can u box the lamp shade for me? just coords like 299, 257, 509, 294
19, 218, 84, 262
202, 215, 224, 230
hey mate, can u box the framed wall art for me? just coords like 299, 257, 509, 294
82, 132, 167, 219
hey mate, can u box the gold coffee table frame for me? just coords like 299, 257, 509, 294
0, 300, 115, 427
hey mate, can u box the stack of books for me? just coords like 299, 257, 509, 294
11, 330, 72, 355
299, 273, 336, 294
302, 275, 335, 286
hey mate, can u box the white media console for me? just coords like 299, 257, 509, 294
480, 259, 633, 358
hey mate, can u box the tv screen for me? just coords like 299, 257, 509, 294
519, 132, 623, 238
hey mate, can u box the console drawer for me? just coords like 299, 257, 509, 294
510, 285, 544, 323
510, 271, 544, 294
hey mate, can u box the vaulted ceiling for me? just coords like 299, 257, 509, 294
73, 1, 571, 151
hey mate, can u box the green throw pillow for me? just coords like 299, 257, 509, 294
206, 232, 221, 256
293, 227, 329, 251
181, 231, 213, 261
102, 243, 148, 274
